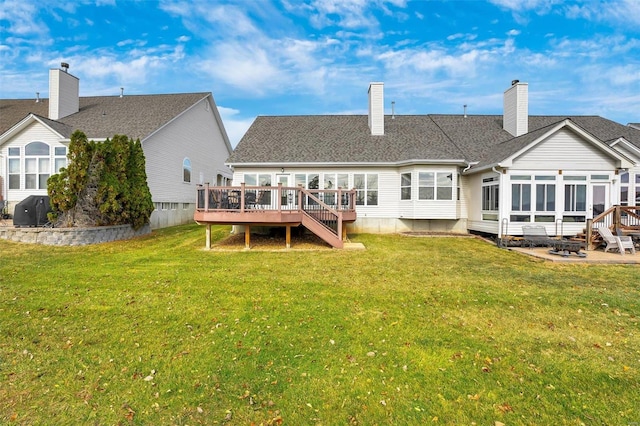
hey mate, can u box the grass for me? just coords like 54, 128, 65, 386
1, 224, 639, 425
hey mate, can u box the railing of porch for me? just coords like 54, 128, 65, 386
592, 205, 640, 230
196, 183, 356, 214
587, 205, 640, 249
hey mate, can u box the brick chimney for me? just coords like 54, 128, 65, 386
368, 82, 384, 136
49, 62, 79, 120
503, 80, 528, 137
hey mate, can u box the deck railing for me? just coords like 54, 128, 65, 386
587, 205, 640, 249
196, 183, 356, 214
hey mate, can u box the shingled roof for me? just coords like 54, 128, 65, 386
228, 113, 640, 169
0, 93, 209, 141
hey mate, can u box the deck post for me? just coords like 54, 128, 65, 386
342, 225, 347, 241
286, 225, 291, 249
205, 223, 211, 250
204, 183, 209, 210
245, 225, 251, 249
586, 218, 593, 251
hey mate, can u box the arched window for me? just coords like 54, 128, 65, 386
25, 142, 50, 189
183, 158, 191, 183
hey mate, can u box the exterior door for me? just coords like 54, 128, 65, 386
276, 174, 295, 209
590, 184, 608, 218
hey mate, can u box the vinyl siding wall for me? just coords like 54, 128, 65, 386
512, 128, 617, 170
232, 165, 467, 233
143, 97, 232, 228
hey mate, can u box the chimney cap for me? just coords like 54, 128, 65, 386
61, 62, 69, 72
511, 79, 519, 86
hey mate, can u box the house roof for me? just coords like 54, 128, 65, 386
228, 113, 640, 170
0, 93, 210, 141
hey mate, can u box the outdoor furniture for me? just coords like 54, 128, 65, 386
548, 239, 586, 258
522, 225, 557, 248
597, 226, 636, 255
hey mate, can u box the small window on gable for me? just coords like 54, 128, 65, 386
183, 158, 191, 183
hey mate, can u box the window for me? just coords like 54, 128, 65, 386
25, 142, 50, 189
401, 173, 411, 200
243, 173, 272, 187
535, 176, 555, 211
295, 173, 319, 189
418, 172, 434, 200
635, 174, 640, 206
323, 173, 348, 204
417, 172, 453, 200
8, 147, 20, 189
511, 183, 531, 211
183, 158, 191, 183
354, 173, 378, 206
621, 172, 629, 206
564, 176, 586, 212
482, 177, 499, 210
482, 176, 499, 221
323, 173, 348, 190
437, 173, 453, 200
54, 146, 67, 173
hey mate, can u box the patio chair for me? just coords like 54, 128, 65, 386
596, 226, 636, 255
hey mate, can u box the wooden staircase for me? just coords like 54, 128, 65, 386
299, 188, 345, 248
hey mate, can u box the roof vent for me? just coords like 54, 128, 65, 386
61, 62, 69, 73
36, 92, 40, 103
391, 101, 395, 119
120, 87, 124, 98
463, 104, 467, 118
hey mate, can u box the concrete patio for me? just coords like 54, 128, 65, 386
508, 246, 640, 264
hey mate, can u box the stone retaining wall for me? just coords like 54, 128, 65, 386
0, 224, 151, 246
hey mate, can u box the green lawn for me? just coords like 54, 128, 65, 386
1, 224, 639, 425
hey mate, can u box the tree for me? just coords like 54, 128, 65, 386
48, 131, 154, 230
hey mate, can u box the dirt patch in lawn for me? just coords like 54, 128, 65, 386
214, 229, 332, 251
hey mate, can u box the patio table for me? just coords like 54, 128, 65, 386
548, 240, 586, 258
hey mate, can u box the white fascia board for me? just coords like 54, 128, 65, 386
0, 114, 65, 146
610, 137, 640, 162
226, 159, 468, 168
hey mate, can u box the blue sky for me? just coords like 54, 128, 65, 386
1, 0, 639, 146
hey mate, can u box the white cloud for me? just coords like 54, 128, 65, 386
506, 29, 520, 36
0, 1, 43, 35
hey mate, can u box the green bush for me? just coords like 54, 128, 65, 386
47, 130, 153, 230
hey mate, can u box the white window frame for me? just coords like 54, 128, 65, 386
354, 173, 378, 206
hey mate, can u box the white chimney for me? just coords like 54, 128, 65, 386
503, 80, 528, 137
368, 82, 384, 136
49, 63, 79, 120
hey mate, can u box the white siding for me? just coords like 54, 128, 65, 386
143, 97, 232, 205
503, 82, 528, 137
512, 128, 617, 170
368, 83, 384, 136
48, 69, 79, 120
234, 165, 461, 220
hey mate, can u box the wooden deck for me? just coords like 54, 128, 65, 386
194, 184, 357, 249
